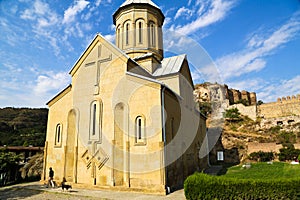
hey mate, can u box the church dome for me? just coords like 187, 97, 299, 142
119, 0, 160, 9
113, 0, 165, 64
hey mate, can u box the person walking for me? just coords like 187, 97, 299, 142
48, 167, 54, 188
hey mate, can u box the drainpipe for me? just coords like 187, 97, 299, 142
161, 86, 169, 193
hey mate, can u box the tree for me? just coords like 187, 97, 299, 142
278, 144, 300, 161
224, 108, 241, 121
0, 150, 21, 186
257, 100, 264, 105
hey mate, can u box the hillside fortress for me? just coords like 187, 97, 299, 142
42, 0, 207, 194
258, 95, 300, 119
194, 83, 300, 121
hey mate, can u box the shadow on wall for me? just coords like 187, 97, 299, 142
209, 131, 240, 167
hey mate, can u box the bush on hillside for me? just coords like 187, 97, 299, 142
249, 151, 274, 162
278, 144, 300, 161
184, 173, 300, 200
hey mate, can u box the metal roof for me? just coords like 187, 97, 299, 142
152, 54, 186, 77
120, 0, 160, 9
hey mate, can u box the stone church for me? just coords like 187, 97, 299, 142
42, 0, 207, 194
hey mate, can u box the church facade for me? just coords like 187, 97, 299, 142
42, 0, 207, 194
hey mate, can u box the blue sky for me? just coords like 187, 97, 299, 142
0, 0, 300, 107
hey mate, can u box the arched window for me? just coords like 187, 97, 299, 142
55, 123, 62, 147
149, 22, 156, 47
90, 101, 103, 141
117, 25, 121, 47
135, 116, 146, 144
138, 21, 143, 44
92, 103, 97, 135
125, 23, 130, 45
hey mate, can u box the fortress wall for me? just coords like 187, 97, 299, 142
248, 142, 300, 155
247, 143, 281, 154
258, 95, 300, 118
228, 104, 257, 121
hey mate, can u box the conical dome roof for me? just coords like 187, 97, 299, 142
120, 0, 160, 9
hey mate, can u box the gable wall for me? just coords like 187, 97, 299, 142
44, 89, 73, 181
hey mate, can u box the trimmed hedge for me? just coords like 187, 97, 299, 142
184, 172, 300, 200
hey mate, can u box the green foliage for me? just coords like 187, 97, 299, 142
224, 108, 241, 121
0, 150, 21, 172
184, 172, 300, 200
277, 131, 296, 144
199, 102, 212, 116
224, 162, 300, 180
269, 125, 281, 134
278, 144, 300, 161
0, 149, 21, 186
257, 100, 264, 105
0, 108, 48, 146
249, 151, 274, 162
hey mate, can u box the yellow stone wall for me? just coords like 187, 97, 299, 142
258, 95, 300, 118
44, 32, 207, 194
44, 87, 73, 182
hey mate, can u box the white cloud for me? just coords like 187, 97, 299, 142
33, 71, 71, 96
175, 0, 237, 35
95, 0, 102, 7
216, 12, 300, 81
103, 34, 115, 43
175, 7, 193, 20
21, 0, 59, 28
63, 0, 90, 24
257, 75, 300, 102
225, 75, 300, 103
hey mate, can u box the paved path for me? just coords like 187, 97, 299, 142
0, 182, 185, 200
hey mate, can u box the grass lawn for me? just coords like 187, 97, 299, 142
222, 162, 300, 180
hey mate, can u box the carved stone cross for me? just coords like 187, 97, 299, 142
81, 142, 109, 180
85, 44, 112, 95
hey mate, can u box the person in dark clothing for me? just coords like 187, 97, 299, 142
47, 167, 54, 187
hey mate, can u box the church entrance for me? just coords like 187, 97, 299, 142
65, 109, 76, 182
113, 103, 126, 186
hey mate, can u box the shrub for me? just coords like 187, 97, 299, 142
278, 144, 300, 161
249, 151, 274, 162
184, 173, 300, 200
277, 131, 296, 144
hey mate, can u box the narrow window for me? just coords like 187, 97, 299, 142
117, 27, 121, 47
57, 125, 61, 143
138, 117, 142, 139
92, 103, 96, 135
150, 23, 156, 47
138, 22, 143, 44
55, 124, 62, 147
217, 151, 224, 161
135, 116, 145, 144
126, 23, 129, 45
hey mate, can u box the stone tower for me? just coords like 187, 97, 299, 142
113, 0, 165, 73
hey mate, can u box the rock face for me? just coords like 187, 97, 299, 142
194, 83, 300, 165
194, 83, 257, 106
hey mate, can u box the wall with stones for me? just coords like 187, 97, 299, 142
194, 83, 257, 106
248, 142, 300, 155
194, 83, 257, 121
228, 104, 257, 121
258, 95, 300, 119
